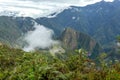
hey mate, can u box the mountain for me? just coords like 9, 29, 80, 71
36, 0, 120, 47
0, 0, 120, 52
0, 16, 21, 46
60, 28, 102, 57
0, 16, 34, 47
1, 1, 120, 79
0, 16, 102, 57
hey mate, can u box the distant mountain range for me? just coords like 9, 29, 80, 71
36, 0, 120, 47
0, 0, 120, 57
0, 16, 102, 58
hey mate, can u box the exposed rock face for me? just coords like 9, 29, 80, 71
60, 28, 102, 56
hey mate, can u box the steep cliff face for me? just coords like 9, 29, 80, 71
60, 28, 102, 56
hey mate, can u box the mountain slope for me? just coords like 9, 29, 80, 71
0, 0, 120, 51
36, 0, 120, 47
0, 16, 102, 56
60, 28, 102, 57
0, 16, 21, 46
0, 16, 34, 47
1, 44, 120, 80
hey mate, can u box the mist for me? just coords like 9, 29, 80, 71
23, 23, 58, 52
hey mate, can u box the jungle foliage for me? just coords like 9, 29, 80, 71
0, 45, 120, 80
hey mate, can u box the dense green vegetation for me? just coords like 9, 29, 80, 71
0, 45, 120, 80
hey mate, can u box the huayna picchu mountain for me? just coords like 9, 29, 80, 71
60, 28, 102, 57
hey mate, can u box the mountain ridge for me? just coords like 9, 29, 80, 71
0, 0, 119, 53
36, 0, 120, 47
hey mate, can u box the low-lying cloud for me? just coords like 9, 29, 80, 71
23, 23, 58, 52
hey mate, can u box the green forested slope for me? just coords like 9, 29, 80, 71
0, 16, 34, 47
0, 16, 21, 46
0, 45, 120, 80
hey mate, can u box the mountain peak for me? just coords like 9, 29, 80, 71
60, 28, 102, 57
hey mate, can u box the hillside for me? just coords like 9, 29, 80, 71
36, 0, 120, 47
0, 44, 120, 80
0, 16, 21, 46
0, 1, 120, 50
60, 28, 102, 58
0, 16, 102, 56
0, 16, 34, 47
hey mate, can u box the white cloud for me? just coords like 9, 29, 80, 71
0, 0, 114, 18
23, 23, 59, 52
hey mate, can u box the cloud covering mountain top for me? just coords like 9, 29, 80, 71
0, 0, 114, 18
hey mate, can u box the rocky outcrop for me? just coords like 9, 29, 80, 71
60, 28, 102, 56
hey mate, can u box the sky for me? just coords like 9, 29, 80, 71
0, 0, 114, 18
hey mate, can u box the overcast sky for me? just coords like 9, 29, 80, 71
0, 0, 114, 18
